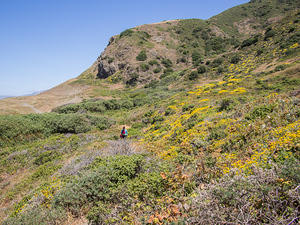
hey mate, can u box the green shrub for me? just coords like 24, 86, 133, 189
126, 73, 139, 86
182, 104, 195, 112
83, 101, 106, 112
0, 113, 113, 147
160, 68, 174, 79
264, 28, 276, 40
87, 115, 115, 130
230, 55, 240, 64
207, 127, 226, 141
161, 58, 173, 68
192, 51, 202, 63
246, 105, 274, 120
140, 63, 149, 72
205, 37, 227, 53
33, 150, 60, 166
128, 172, 167, 201
241, 35, 259, 48
148, 60, 159, 66
120, 29, 134, 38
153, 67, 162, 73
45, 114, 91, 134
218, 99, 235, 111
144, 80, 159, 88
54, 155, 145, 214
282, 32, 300, 48
183, 114, 203, 129
151, 115, 164, 124
136, 50, 147, 61
197, 65, 207, 74
217, 66, 224, 74
177, 57, 187, 63
52, 104, 81, 113
188, 71, 199, 80
3, 207, 65, 225
137, 31, 151, 39
256, 49, 264, 56
274, 64, 287, 72
165, 107, 176, 116
211, 58, 224, 67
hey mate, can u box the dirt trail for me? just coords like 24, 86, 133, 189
21, 102, 42, 113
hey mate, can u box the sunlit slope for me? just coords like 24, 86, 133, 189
0, 4, 299, 225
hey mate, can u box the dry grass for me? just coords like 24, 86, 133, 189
0, 79, 90, 115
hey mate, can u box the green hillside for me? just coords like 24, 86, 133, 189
0, 1, 299, 224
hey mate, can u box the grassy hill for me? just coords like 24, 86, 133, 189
0, 0, 299, 224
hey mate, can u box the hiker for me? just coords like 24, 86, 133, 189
120, 126, 128, 139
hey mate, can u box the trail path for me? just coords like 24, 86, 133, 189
22, 102, 42, 113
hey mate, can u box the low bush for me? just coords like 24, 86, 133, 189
191, 51, 202, 63
182, 104, 195, 112
144, 80, 159, 88
230, 55, 240, 64
264, 28, 276, 40
153, 67, 162, 73
54, 98, 135, 114
120, 29, 134, 38
188, 166, 299, 224
205, 37, 228, 54
127, 172, 167, 201
148, 60, 159, 66
197, 65, 207, 74
165, 107, 176, 116
161, 58, 173, 68
218, 98, 235, 111
140, 63, 149, 72
0, 113, 113, 147
126, 73, 139, 86
241, 35, 259, 48
188, 71, 199, 80
211, 57, 224, 67
274, 64, 287, 72
53, 154, 170, 224
246, 105, 274, 120
136, 50, 147, 61
3, 207, 66, 225
217, 66, 224, 74
160, 68, 174, 79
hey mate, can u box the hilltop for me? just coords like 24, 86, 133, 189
0, 0, 299, 115
0, 0, 299, 224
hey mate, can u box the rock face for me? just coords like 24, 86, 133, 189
95, 55, 117, 79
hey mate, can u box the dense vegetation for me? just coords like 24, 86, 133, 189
1, 2, 299, 224
0, 113, 114, 148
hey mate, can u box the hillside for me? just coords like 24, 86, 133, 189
81, 0, 299, 85
0, 0, 299, 224
1, 0, 299, 115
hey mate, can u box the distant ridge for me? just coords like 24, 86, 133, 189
0, 95, 13, 100
0, 91, 45, 100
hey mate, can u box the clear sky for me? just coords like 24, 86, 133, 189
0, 0, 249, 96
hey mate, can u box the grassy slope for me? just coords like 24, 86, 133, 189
0, 4, 299, 225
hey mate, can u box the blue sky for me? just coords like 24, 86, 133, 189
0, 0, 249, 96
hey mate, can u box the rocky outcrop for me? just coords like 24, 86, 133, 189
94, 55, 117, 79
